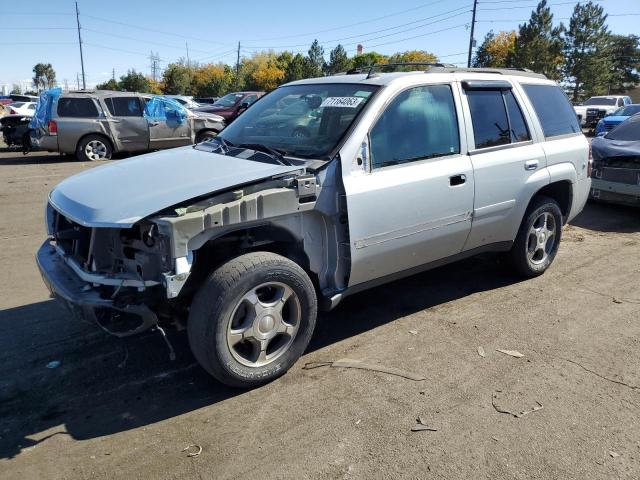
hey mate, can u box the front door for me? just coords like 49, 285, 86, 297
148, 106, 192, 149
103, 96, 149, 152
344, 84, 475, 286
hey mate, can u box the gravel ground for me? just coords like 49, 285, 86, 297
1, 147, 639, 480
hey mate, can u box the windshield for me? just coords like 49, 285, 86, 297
213, 93, 244, 107
612, 105, 640, 117
584, 97, 617, 106
10, 102, 25, 108
606, 116, 640, 141
219, 84, 378, 159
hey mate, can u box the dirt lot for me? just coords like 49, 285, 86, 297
1, 147, 639, 480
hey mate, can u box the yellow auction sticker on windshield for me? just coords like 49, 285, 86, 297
320, 97, 364, 108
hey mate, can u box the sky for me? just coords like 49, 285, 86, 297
0, 0, 638, 90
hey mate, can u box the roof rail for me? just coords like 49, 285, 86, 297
428, 66, 548, 79
366, 62, 457, 79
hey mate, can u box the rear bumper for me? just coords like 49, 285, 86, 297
36, 240, 158, 336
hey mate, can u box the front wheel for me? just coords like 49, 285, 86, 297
187, 252, 317, 388
508, 196, 563, 277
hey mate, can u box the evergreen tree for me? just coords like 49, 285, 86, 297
305, 39, 325, 77
606, 34, 640, 94
285, 53, 307, 82
563, 1, 611, 101
509, 0, 563, 79
327, 44, 352, 74
118, 70, 151, 93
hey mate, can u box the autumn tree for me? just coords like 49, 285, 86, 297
192, 63, 234, 96
241, 52, 285, 91
473, 31, 517, 68
326, 44, 352, 74
509, 0, 563, 79
563, 1, 611, 101
32, 63, 56, 91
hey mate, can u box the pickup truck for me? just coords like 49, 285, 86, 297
37, 66, 591, 387
574, 95, 632, 130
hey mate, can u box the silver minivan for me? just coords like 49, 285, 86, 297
31, 90, 225, 161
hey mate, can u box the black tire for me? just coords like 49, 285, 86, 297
508, 195, 563, 277
195, 130, 218, 143
188, 252, 318, 388
76, 134, 113, 162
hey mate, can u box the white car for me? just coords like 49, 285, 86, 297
6, 101, 37, 116
164, 95, 202, 109
573, 95, 631, 129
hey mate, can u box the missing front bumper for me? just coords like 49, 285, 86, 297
36, 241, 159, 337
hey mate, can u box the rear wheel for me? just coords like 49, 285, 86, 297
187, 252, 317, 388
508, 196, 562, 277
76, 135, 112, 162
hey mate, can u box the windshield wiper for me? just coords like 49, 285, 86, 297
237, 143, 290, 165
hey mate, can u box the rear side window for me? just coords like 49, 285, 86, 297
467, 89, 531, 149
522, 84, 581, 138
57, 98, 99, 118
105, 97, 143, 117
370, 84, 460, 168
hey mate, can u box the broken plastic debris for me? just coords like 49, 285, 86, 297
609, 451, 620, 458
478, 346, 486, 358
182, 444, 202, 457
408, 330, 418, 335
411, 417, 437, 432
46, 360, 61, 369
492, 390, 543, 418
496, 349, 524, 358
302, 359, 426, 381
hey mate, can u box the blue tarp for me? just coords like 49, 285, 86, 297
29, 87, 62, 130
144, 96, 187, 125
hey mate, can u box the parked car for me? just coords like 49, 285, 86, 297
30, 90, 225, 161
164, 95, 202, 109
194, 97, 219, 105
5, 101, 37, 116
37, 66, 590, 387
573, 95, 632, 130
0, 114, 32, 147
591, 114, 640, 206
194, 91, 264, 123
594, 104, 640, 135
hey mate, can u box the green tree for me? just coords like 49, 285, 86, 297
326, 44, 352, 74
118, 70, 151, 92
509, 0, 564, 79
351, 51, 388, 70
162, 62, 192, 95
305, 39, 325, 77
473, 31, 517, 68
563, 1, 611, 101
95, 78, 119, 90
10, 84, 22, 94
284, 53, 307, 82
606, 34, 640, 94
32, 63, 56, 91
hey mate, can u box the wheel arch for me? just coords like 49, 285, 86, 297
530, 180, 573, 224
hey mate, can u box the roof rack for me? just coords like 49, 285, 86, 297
427, 66, 547, 79
366, 62, 457, 79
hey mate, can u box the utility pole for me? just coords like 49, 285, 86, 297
112, 68, 116, 81
75, 1, 86, 89
76, 73, 80, 90
467, 0, 478, 68
149, 52, 159, 82
235, 41, 241, 89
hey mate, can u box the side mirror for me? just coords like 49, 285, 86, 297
597, 131, 606, 137
239, 101, 250, 110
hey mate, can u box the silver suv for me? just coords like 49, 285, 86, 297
37, 66, 591, 387
30, 90, 225, 161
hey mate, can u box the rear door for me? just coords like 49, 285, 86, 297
56, 96, 104, 153
460, 80, 549, 251
103, 96, 149, 152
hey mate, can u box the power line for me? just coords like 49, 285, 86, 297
477, 0, 602, 10
366, 23, 469, 49
82, 28, 210, 54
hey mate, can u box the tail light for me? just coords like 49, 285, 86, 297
587, 144, 593, 178
48, 120, 57, 136
9, 108, 17, 114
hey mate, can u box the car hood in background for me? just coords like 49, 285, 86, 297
191, 110, 225, 122
602, 115, 628, 124
591, 136, 640, 162
49, 146, 302, 228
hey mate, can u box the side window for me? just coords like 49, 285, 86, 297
504, 90, 531, 143
617, 98, 624, 107
370, 84, 460, 169
522, 84, 581, 138
105, 97, 143, 117
243, 95, 258, 105
28, 104, 36, 110
467, 90, 511, 149
57, 98, 99, 118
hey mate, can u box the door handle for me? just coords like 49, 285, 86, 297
449, 174, 466, 186
149, 121, 160, 126
524, 160, 539, 171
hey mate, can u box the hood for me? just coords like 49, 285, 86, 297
49, 146, 302, 228
191, 110, 224, 122
602, 115, 628, 124
592, 136, 640, 161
